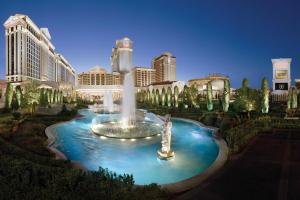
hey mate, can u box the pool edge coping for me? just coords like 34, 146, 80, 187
160, 117, 229, 193
45, 122, 88, 171
45, 112, 228, 193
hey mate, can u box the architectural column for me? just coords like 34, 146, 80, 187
17, 27, 21, 77
14, 31, 17, 76
5, 30, 8, 77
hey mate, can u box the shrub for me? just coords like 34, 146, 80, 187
12, 111, 21, 120
200, 113, 217, 126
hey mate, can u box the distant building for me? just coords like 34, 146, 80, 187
3, 14, 75, 86
188, 74, 230, 98
272, 58, 291, 94
152, 52, 176, 82
133, 67, 156, 87
146, 81, 185, 94
110, 37, 133, 73
77, 66, 122, 86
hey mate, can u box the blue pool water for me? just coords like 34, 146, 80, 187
52, 109, 219, 185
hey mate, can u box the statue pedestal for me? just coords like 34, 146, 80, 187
157, 149, 175, 160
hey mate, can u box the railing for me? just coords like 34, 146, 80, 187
271, 94, 288, 102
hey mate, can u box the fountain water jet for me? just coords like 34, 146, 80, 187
121, 72, 136, 129
91, 37, 163, 138
103, 91, 114, 113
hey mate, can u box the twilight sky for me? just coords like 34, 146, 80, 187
0, 0, 299, 88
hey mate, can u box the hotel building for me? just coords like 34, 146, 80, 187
188, 74, 230, 98
77, 66, 122, 86
152, 52, 176, 82
133, 67, 156, 87
3, 14, 75, 85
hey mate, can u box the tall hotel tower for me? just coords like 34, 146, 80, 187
152, 52, 176, 82
3, 14, 75, 85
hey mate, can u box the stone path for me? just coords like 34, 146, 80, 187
174, 129, 300, 200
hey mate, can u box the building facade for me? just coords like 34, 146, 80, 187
133, 67, 156, 87
110, 37, 133, 73
3, 14, 75, 85
77, 66, 122, 86
188, 74, 230, 98
152, 52, 176, 82
272, 58, 291, 94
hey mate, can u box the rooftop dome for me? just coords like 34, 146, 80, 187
163, 52, 173, 57
89, 66, 107, 72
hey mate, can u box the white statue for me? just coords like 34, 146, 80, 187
157, 114, 174, 159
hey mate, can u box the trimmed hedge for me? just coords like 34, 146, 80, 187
225, 116, 300, 154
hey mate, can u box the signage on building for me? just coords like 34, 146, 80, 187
275, 70, 288, 79
275, 83, 288, 90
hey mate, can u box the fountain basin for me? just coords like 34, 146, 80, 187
49, 109, 224, 186
92, 120, 161, 139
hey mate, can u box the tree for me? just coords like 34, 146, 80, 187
161, 88, 166, 107
242, 78, 249, 95
11, 93, 19, 111
49, 89, 53, 104
261, 77, 269, 114
53, 90, 57, 104
233, 79, 259, 118
39, 88, 46, 106
222, 80, 230, 112
15, 85, 22, 108
288, 87, 298, 109
45, 89, 49, 104
155, 89, 160, 106
182, 85, 189, 108
292, 87, 298, 109
151, 89, 155, 105
60, 91, 63, 103
189, 84, 198, 108
5, 82, 13, 109
206, 81, 213, 111
146, 89, 150, 104
174, 86, 179, 108
57, 91, 62, 103
167, 87, 172, 107
22, 81, 40, 114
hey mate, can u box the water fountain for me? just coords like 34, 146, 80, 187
103, 91, 114, 113
91, 37, 164, 138
121, 71, 136, 129
47, 37, 224, 186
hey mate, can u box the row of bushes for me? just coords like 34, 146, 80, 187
0, 154, 165, 200
224, 116, 300, 153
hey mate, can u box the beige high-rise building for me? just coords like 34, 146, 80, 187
152, 52, 176, 82
110, 37, 133, 73
78, 66, 122, 86
133, 67, 156, 87
3, 14, 75, 85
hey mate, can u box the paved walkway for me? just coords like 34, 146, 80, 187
175, 129, 300, 200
